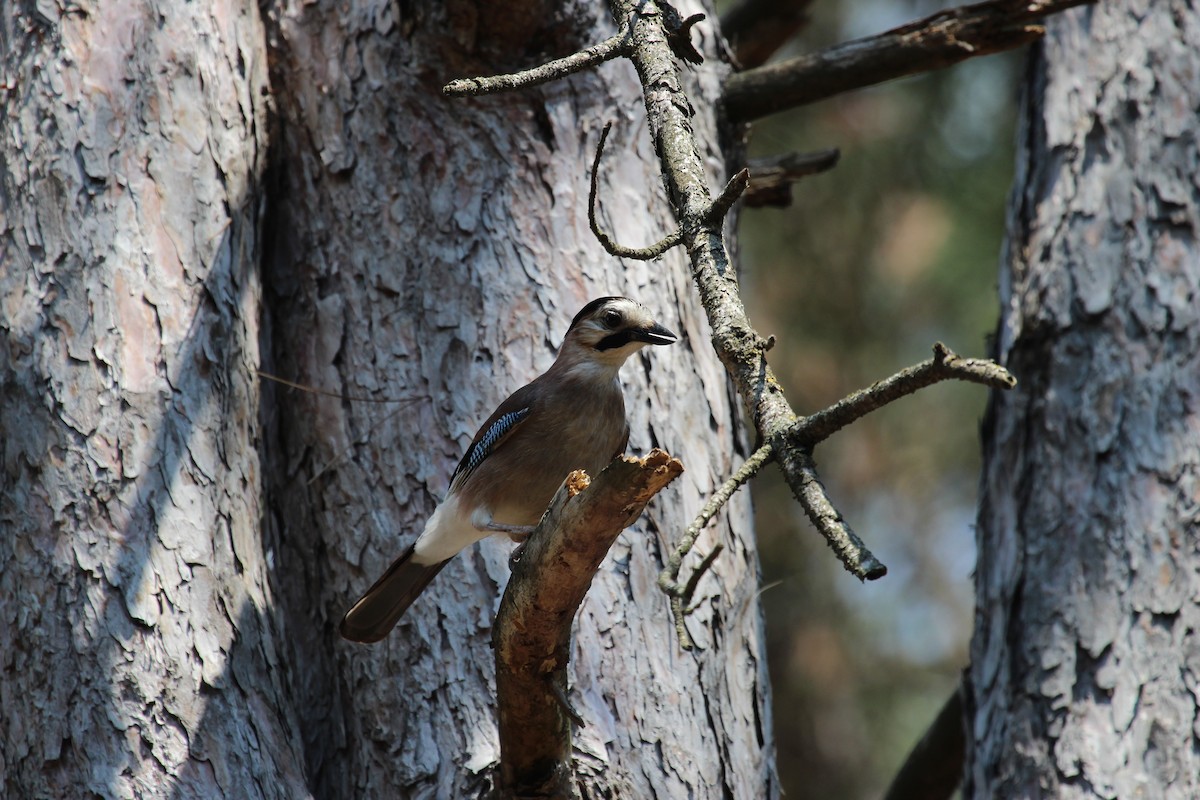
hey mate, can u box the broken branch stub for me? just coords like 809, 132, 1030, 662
494, 449, 683, 799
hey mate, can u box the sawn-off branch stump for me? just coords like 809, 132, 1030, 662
494, 449, 683, 799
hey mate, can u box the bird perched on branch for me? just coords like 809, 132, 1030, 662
340, 296, 677, 643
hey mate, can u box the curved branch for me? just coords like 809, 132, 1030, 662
704, 168, 750, 226
659, 443, 775, 649
722, 0, 1094, 122
588, 122, 684, 260
495, 450, 683, 798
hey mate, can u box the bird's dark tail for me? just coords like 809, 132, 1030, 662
339, 545, 449, 643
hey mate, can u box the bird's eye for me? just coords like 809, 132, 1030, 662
602, 309, 622, 328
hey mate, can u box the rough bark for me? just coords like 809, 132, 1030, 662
967, 3, 1200, 798
0, 0, 296, 797
262, 1, 772, 798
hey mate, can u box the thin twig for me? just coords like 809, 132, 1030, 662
723, 0, 1094, 122
549, 680, 587, 730
793, 342, 1017, 446
257, 370, 420, 404
659, 5, 705, 64
704, 168, 750, 225
588, 121, 684, 259
659, 444, 774, 649
443, 24, 632, 97
682, 544, 723, 613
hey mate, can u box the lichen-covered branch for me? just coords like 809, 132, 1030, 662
494, 450, 683, 799
610, 0, 892, 588
722, 0, 1094, 122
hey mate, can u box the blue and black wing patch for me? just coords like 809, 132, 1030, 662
451, 407, 532, 485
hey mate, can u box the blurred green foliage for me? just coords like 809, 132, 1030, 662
726, 1, 1023, 797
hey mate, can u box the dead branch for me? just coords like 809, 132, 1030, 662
793, 342, 1016, 446
588, 122, 684, 260
443, 23, 632, 97
612, 0, 896, 590
743, 149, 840, 208
722, 0, 1094, 122
659, 343, 1014, 637
494, 450, 683, 799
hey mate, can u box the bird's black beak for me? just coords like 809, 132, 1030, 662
633, 322, 678, 346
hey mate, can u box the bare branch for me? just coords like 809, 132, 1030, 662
723, 0, 1094, 122
774, 445, 887, 581
882, 684, 965, 800
588, 121, 684, 260
794, 342, 1017, 446
494, 450, 683, 798
613, 0, 891, 593
659, 443, 774, 649
743, 149, 840, 208
443, 24, 631, 97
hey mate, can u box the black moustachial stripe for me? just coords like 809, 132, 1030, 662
455, 407, 531, 480
595, 329, 637, 351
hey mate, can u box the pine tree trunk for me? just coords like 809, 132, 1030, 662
2, 0, 774, 797
263, 2, 773, 797
967, 3, 1200, 798
0, 0, 299, 796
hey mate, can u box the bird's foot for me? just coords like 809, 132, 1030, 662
485, 521, 535, 536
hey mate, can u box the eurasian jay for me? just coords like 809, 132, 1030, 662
339, 296, 677, 642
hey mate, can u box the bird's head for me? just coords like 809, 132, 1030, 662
557, 296, 677, 374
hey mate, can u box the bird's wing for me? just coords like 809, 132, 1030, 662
449, 384, 536, 488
